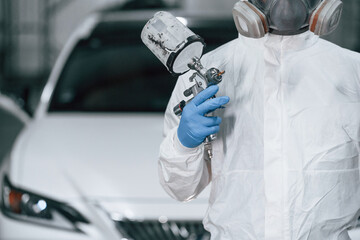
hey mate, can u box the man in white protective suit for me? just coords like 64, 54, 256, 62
159, 0, 360, 239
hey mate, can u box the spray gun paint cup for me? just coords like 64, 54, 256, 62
141, 11, 205, 76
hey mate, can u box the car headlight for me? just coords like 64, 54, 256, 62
1, 175, 89, 232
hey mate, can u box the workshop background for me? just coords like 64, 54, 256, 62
0, 0, 360, 239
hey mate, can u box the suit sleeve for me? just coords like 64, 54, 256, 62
158, 72, 211, 202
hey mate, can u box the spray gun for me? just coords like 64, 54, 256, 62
172, 57, 225, 160
141, 11, 225, 160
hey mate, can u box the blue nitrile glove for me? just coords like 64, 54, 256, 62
177, 85, 230, 148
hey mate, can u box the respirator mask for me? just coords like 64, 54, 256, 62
233, 0, 343, 38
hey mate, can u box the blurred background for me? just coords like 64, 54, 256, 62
0, 0, 360, 239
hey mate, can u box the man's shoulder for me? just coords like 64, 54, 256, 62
201, 38, 240, 66
317, 38, 360, 63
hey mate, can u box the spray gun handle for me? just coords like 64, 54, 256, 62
204, 109, 217, 144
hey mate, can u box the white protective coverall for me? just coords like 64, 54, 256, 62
159, 31, 360, 239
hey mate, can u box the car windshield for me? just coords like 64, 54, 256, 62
48, 20, 236, 113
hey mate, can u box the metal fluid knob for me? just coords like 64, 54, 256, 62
206, 68, 224, 86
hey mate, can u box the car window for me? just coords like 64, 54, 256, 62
48, 21, 236, 113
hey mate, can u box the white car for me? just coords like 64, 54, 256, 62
0, 8, 237, 239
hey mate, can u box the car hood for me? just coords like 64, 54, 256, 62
10, 113, 209, 202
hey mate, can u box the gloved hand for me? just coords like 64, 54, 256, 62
177, 85, 230, 148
